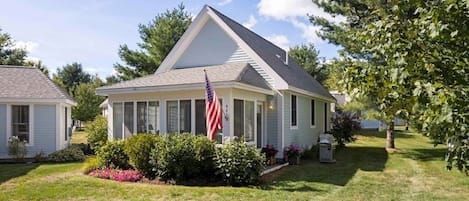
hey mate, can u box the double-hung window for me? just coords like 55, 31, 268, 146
311, 99, 316, 127
291, 95, 297, 127
12, 105, 30, 143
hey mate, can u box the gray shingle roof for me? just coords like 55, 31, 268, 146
209, 6, 334, 100
0, 65, 75, 103
97, 62, 270, 91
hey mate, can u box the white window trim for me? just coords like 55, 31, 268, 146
310, 99, 316, 128
290, 94, 298, 129
6, 104, 34, 147
111, 100, 160, 137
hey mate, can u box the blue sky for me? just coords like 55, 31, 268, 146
0, 0, 342, 78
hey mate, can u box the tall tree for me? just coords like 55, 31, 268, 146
0, 28, 27, 65
72, 82, 105, 122
312, 0, 468, 173
25, 60, 49, 76
288, 44, 328, 84
114, 4, 192, 80
53, 62, 92, 96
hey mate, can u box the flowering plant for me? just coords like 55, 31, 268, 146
261, 144, 278, 158
89, 168, 142, 182
8, 136, 28, 160
284, 144, 303, 158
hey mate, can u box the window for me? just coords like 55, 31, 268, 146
244, 101, 254, 142
291, 95, 297, 127
195, 100, 206, 135
147, 101, 159, 134
166, 100, 191, 133
12, 105, 30, 143
311, 99, 315, 127
65, 107, 68, 140
137, 102, 147, 133
179, 100, 191, 133
234, 99, 244, 138
324, 103, 328, 132
113, 102, 123, 139
124, 102, 134, 138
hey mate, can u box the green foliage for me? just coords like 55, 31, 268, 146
289, 44, 328, 84
215, 141, 264, 186
72, 83, 105, 121
82, 157, 101, 174
96, 140, 131, 169
124, 134, 160, 179
312, 0, 468, 172
87, 116, 108, 151
52, 62, 93, 96
149, 134, 217, 182
47, 145, 86, 162
331, 109, 361, 148
0, 28, 27, 65
7, 136, 28, 160
114, 4, 192, 80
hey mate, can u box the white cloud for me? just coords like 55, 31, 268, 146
265, 34, 290, 50
217, 0, 233, 6
25, 56, 40, 63
257, 0, 345, 43
12, 41, 39, 53
242, 15, 257, 30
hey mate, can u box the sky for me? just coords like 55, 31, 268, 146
0, 0, 343, 78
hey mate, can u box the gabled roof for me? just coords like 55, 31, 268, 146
97, 62, 271, 95
0, 65, 76, 105
208, 6, 333, 100
156, 5, 334, 101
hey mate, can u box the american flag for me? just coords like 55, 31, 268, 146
205, 70, 222, 140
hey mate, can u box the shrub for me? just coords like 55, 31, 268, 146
8, 136, 28, 160
82, 157, 101, 174
149, 134, 217, 182
87, 116, 108, 152
89, 168, 142, 182
284, 144, 303, 159
331, 109, 361, 148
215, 141, 264, 186
75, 143, 94, 155
124, 134, 160, 179
96, 140, 131, 169
47, 145, 86, 162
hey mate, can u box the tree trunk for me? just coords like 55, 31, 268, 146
386, 121, 395, 149
405, 122, 409, 131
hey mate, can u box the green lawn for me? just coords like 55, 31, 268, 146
1, 129, 467, 201
71, 129, 88, 145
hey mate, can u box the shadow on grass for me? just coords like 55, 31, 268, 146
356, 129, 415, 139
259, 146, 388, 192
0, 163, 39, 184
401, 148, 447, 162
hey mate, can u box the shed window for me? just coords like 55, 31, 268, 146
12, 105, 30, 143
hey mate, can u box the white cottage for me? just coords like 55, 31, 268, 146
96, 5, 335, 157
0, 65, 76, 158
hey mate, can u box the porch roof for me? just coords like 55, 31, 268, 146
97, 62, 271, 95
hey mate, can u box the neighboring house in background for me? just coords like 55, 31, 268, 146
0, 65, 76, 158
330, 91, 405, 129
100, 99, 108, 117
96, 5, 335, 157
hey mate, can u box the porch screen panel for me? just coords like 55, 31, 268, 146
179, 100, 191, 133
195, 99, 206, 135
167, 101, 178, 133
244, 101, 254, 142
124, 102, 134, 138
234, 99, 244, 138
137, 102, 147, 133
148, 101, 159, 134
113, 103, 123, 139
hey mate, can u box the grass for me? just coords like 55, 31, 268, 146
1, 128, 467, 201
71, 129, 88, 144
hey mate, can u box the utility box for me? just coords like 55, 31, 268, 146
319, 134, 336, 163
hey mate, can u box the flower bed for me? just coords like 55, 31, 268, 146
89, 168, 142, 182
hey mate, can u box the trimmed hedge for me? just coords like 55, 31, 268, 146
96, 140, 131, 169
215, 141, 264, 186
150, 134, 217, 182
47, 145, 86, 162
124, 134, 160, 179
